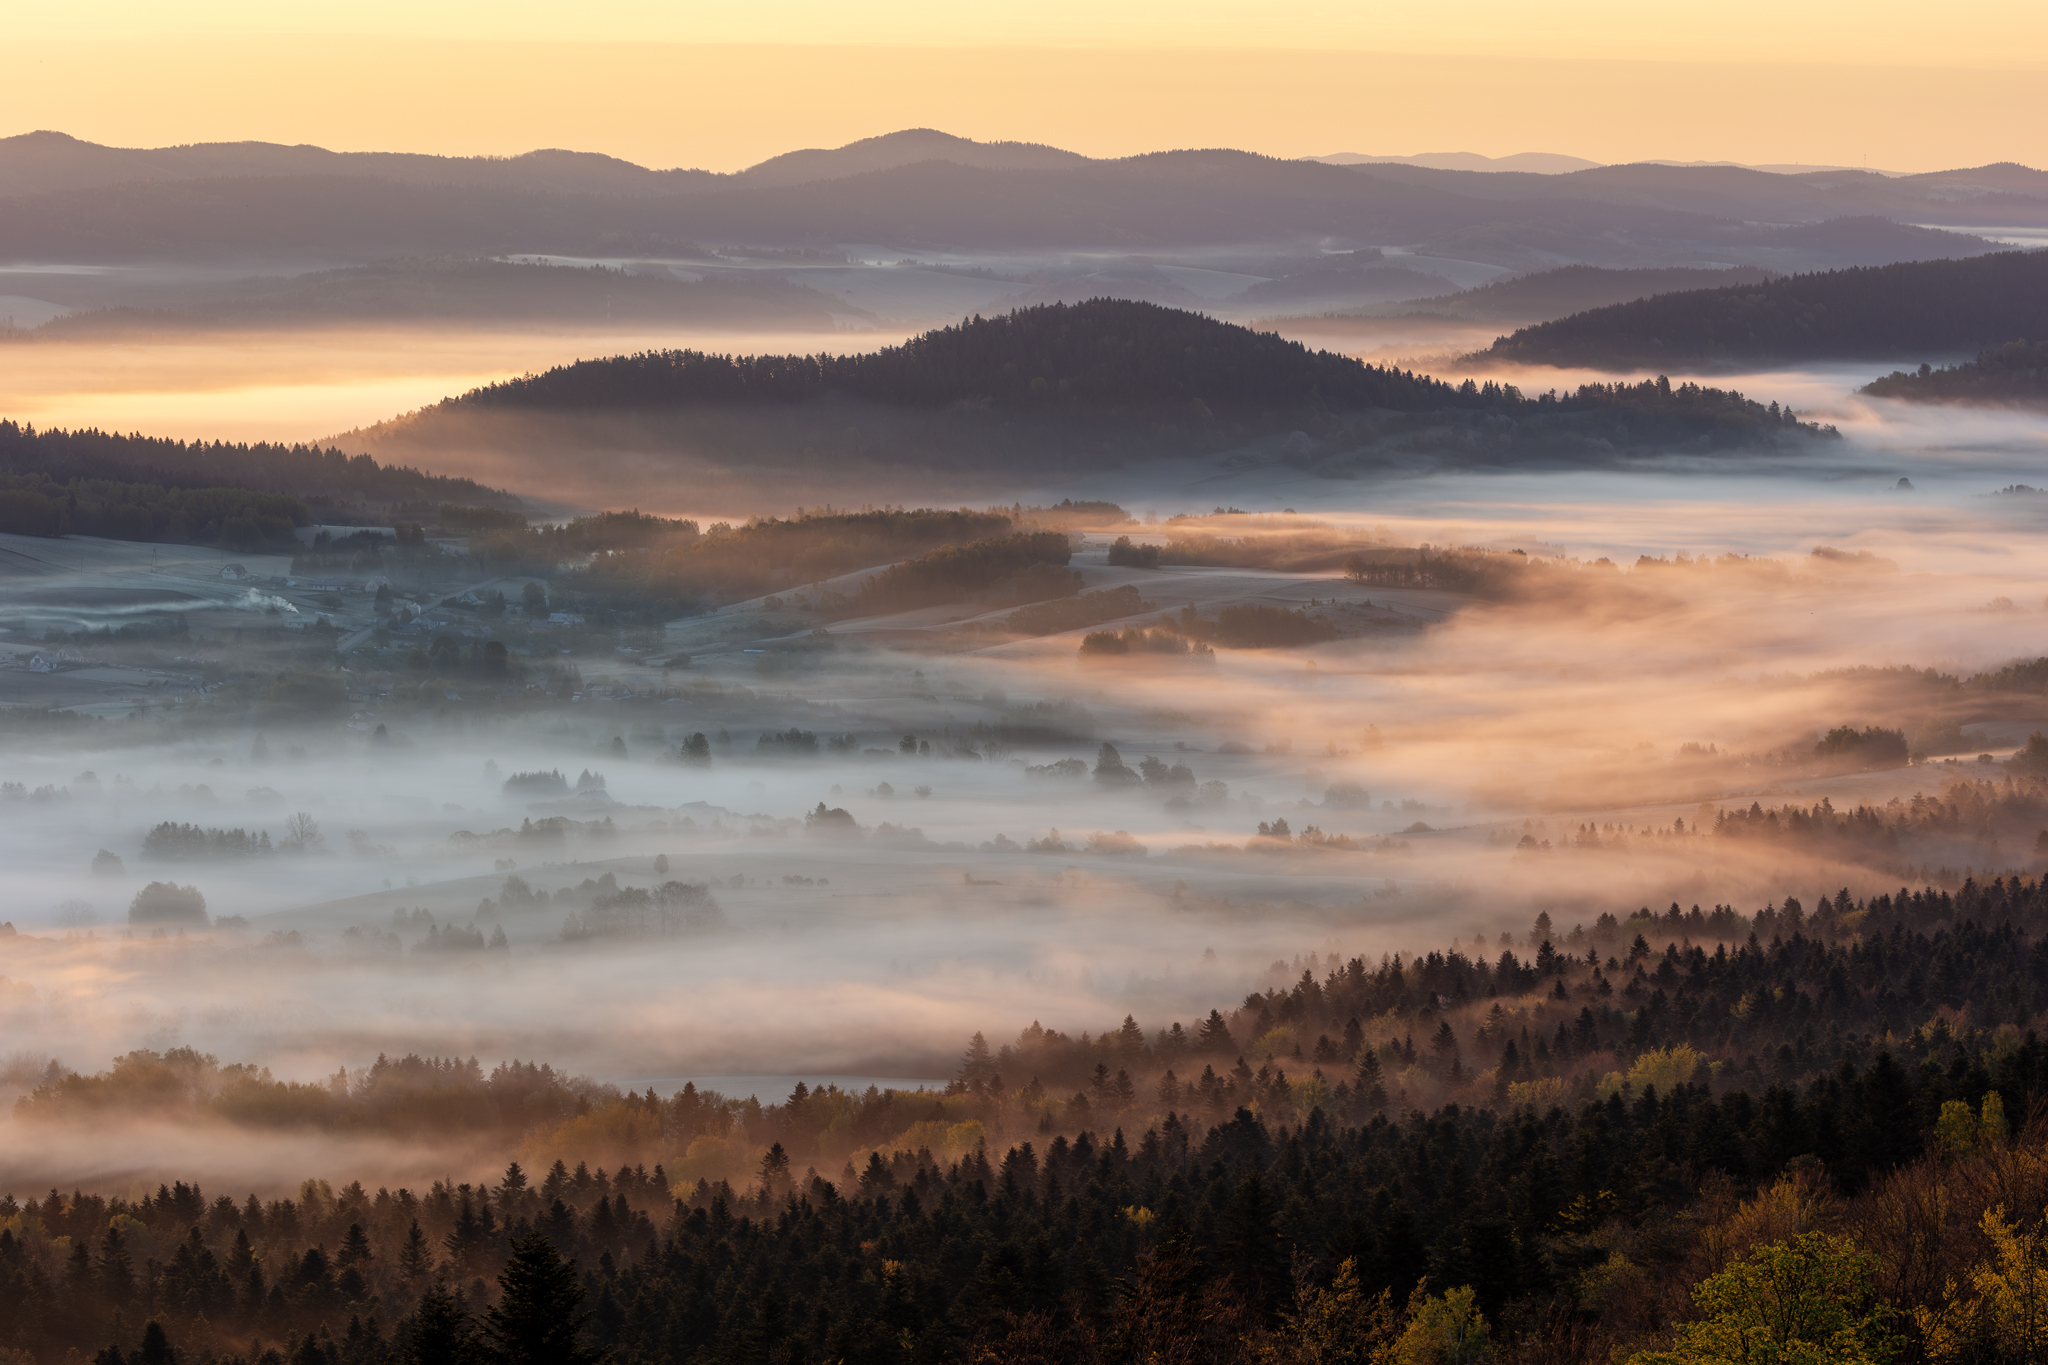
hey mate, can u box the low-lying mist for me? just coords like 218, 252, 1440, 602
4, 372, 2048, 1192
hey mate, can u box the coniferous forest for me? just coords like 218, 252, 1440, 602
8, 878, 2048, 1364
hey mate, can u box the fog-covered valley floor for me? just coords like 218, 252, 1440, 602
4, 371, 2048, 1193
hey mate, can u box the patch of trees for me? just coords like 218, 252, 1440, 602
582, 507, 1014, 605
470, 509, 702, 575
561, 879, 722, 940
141, 823, 273, 859
0, 474, 307, 547
1080, 627, 1214, 659
1106, 535, 1160, 568
1168, 603, 1340, 648
1863, 338, 2048, 406
0, 420, 514, 521
126, 882, 207, 927
848, 530, 1073, 614
1341, 546, 1518, 595
1001, 584, 1149, 636
1813, 724, 1910, 771
1483, 250, 2048, 368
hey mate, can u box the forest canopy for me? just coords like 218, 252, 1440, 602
0, 421, 517, 525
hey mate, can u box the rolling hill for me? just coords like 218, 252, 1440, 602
334, 299, 1835, 511
1474, 251, 2048, 369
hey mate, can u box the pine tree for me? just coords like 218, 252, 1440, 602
135, 1322, 175, 1365
338, 1223, 373, 1268
959, 1031, 995, 1084
1356, 1049, 1387, 1111
399, 1221, 432, 1280
481, 1232, 600, 1365
404, 1281, 478, 1365
1197, 1008, 1237, 1054
757, 1143, 792, 1199
100, 1226, 135, 1307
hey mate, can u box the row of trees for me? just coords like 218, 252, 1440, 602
0, 475, 307, 547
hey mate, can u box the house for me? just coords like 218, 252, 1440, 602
220, 564, 249, 581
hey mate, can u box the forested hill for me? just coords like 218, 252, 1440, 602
0, 422, 518, 520
1862, 338, 2048, 407
453, 300, 1465, 418
1477, 249, 2048, 369
446, 299, 1823, 435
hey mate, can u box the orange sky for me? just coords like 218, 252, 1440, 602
3, 25, 2043, 172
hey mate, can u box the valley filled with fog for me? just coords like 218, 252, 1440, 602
5, 365, 2048, 1191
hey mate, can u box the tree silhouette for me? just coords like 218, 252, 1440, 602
481, 1232, 601, 1365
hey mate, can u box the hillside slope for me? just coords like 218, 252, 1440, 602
1477, 251, 2048, 368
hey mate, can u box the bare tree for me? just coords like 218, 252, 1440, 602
283, 812, 322, 850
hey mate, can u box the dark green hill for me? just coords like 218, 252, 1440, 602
449, 298, 1814, 433
1477, 250, 2048, 369
450, 298, 1472, 418
347, 301, 1832, 512
1863, 340, 2048, 407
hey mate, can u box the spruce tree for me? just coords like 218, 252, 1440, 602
481, 1232, 600, 1365
405, 1281, 478, 1365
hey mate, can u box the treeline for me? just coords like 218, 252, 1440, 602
469, 510, 701, 574
16, 1051, 604, 1138
1863, 338, 2048, 406
0, 475, 307, 547
441, 299, 1825, 435
0, 421, 514, 523
847, 531, 1073, 613
15, 879, 2048, 1362
1483, 249, 2048, 368
581, 507, 1014, 604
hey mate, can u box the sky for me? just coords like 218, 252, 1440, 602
4, 1, 2044, 172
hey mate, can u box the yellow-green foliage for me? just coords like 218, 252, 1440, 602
1262, 1256, 1404, 1365
1934, 1092, 2011, 1159
1597, 1044, 1705, 1100
882, 1118, 985, 1160
1917, 1205, 2048, 1364
1627, 1231, 1897, 1365
1507, 1076, 1568, 1111
523, 1099, 665, 1171
1391, 1284, 1492, 1365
